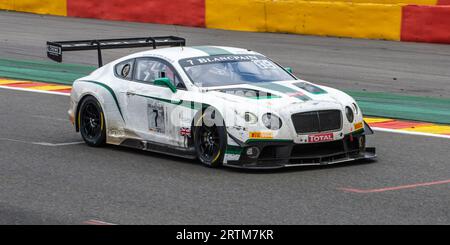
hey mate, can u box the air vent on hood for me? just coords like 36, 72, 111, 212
218, 88, 281, 100
293, 82, 327, 95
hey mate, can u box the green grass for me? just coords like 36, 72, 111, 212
0, 58, 95, 85
347, 91, 450, 124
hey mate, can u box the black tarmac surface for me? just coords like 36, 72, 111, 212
0, 11, 449, 224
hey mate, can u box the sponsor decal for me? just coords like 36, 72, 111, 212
354, 122, 363, 131
47, 45, 61, 55
108, 129, 125, 137
252, 59, 277, 70
121, 64, 131, 77
225, 145, 243, 155
249, 131, 273, 139
179, 127, 191, 148
179, 55, 264, 67
308, 133, 334, 143
47, 44, 63, 62
147, 102, 165, 133
179, 127, 191, 137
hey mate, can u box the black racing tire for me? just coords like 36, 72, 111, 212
193, 107, 227, 168
78, 96, 106, 147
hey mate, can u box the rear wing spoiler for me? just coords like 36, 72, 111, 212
46, 36, 186, 67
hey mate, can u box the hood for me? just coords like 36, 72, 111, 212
206, 80, 350, 110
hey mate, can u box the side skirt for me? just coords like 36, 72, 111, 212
120, 139, 197, 160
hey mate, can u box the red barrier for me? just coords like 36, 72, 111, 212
401, 5, 450, 44
67, 0, 205, 27
437, 0, 450, 5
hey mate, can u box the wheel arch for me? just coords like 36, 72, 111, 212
189, 105, 227, 147
190, 104, 227, 128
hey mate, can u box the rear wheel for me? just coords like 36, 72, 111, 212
79, 96, 106, 147
193, 108, 226, 168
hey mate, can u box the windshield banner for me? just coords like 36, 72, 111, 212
179, 55, 265, 67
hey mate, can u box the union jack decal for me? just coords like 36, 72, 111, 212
179, 127, 191, 137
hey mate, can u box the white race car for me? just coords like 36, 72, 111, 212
47, 36, 376, 169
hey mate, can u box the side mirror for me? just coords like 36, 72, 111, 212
154, 77, 177, 93
284, 67, 293, 73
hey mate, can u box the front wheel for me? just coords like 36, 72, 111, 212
79, 96, 106, 147
193, 107, 226, 168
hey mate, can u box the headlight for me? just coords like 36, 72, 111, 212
345, 106, 354, 123
262, 113, 283, 130
235, 110, 258, 124
352, 102, 359, 115
244, 112, 258, 124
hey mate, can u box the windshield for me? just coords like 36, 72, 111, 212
179, 55, 295, 87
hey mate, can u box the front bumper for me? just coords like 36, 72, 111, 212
224, 133, 376, 169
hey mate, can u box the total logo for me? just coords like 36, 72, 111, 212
308, 133, 334, 143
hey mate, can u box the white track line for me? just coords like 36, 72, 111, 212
0, 137, 29, 144
32, 141, 84, 147
372, 127, 450, 139
0, 137, 83, 146
0, 85, 70, 96
1, 84, 449, 139
339, 179, 450, 193
31, 115, 69, 122
83, 219, 117, 225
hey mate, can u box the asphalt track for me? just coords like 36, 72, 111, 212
2, 11, 450, 98
0, 11, 449, 224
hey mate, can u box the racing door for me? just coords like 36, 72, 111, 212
123, 58, 187, 146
